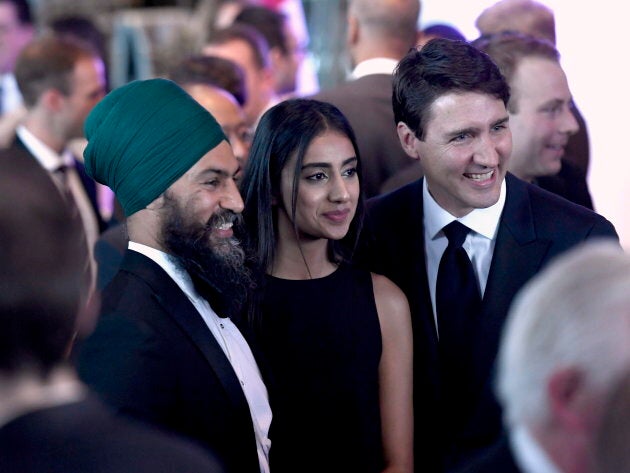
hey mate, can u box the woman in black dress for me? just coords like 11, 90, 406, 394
240, 98, 413, 473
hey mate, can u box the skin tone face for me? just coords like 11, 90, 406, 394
186, 84, 252, 168
508, 56, 579, 182
398, 91, 512, 217
162, 140, 244, 249
60, 56, 107, 139
274, 21, 303, 95
202, 39, 272, 126
277, 130, 360, 245
0, 2, 31, 73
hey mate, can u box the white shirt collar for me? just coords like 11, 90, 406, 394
510, 425, 563, 473
16, 125, 72, 172
350, 57, 399, 79
127, 241, 200, 302
423, 177, 506, 241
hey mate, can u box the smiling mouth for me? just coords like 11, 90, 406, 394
464, 170, 494, 182
215, 222, 233, 231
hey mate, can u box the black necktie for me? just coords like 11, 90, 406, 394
435, 221, 482, 429
54, 164, 92, 282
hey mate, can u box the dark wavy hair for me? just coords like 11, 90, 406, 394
239, 98, 365, 279
393, 38, 510, 140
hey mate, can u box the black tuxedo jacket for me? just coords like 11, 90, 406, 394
313, 74, 422, 197
356, 173, 618, 473
77, 250, 262, 473
0, 395, 224, 473
8, 137, 106, 232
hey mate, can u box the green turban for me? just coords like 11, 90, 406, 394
83, 78, 227, 216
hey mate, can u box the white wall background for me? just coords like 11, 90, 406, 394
422, 0, 630, 248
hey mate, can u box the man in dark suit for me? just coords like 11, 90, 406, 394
473, 31, 593, 210
355, 39, 618, 473
9, 34, 108, 245
76, 78, 271, 473
475, 0, 590, 177
312, 0, 422, 198
459, 241, 630, 473
0, 149, 224, 473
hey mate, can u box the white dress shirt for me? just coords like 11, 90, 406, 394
423, 178, 506, 335
128, 242, 272, 473
350, 57, 399, 80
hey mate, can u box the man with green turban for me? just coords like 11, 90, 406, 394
76, 78, 271, 473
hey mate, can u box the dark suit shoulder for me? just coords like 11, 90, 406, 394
535, 159, 593, 210
312, 74, 393, 103
0, 396, 224, 473
516, 174, 617, 239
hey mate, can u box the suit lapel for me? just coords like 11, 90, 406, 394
120, 251, 250, 411
474, 174, 551, 378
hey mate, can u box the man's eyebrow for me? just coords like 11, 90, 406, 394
492, 116, 510, 127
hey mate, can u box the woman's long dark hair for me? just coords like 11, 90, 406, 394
238, 98, 365, 324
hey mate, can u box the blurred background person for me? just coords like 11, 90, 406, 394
0, 148, 225, 473
202, 23, 277, 128
473, 32, 592, 209
457, 240, 630, 473
475, 0, 590, 178
8, 34, 108, 285
313, 0, 422, 198
234, 4, 304, 100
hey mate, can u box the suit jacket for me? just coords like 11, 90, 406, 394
0, 394, 224, 473
313, 74, 422, 197
8, 137, 107, 232
356, 173, 618, 473
77, 250, 262, 473
536, 159, 593, 210
93, 222, 127, 290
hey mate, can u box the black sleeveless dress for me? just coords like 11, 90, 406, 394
258, 263, 384, 473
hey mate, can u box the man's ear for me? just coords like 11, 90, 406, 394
41, 88, 66, 112
548, 367, 589, 431
397, 122, 421, 160
347, 14, 359, 46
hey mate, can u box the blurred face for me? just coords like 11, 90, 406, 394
187, 84, 252, 168
203, 39, 272, 126
277, 131, 359, 243
60, 56, 106, 139
508, 57, 579, 182
0, 2, 32, 73
399, 91, 512, 217
274, 21, 303, 95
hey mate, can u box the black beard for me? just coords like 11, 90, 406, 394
159, 192, 254, 318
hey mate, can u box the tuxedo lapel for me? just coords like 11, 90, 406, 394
120, 251, 250, 411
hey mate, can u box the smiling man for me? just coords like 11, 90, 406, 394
76, 78, 271, 473
474, 31, 592, 209
355, 38, 618, 473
